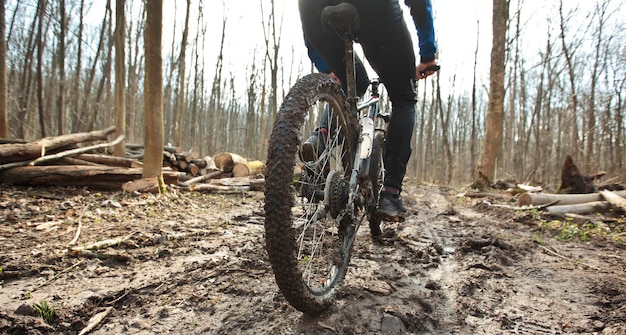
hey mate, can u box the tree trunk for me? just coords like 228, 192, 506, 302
72, 0, 84, 134
56, 0, 66, 136
558, 0, 580, 162
208, 16, 225, 155
75, 0, 109, 133
36, 0, 47, 138
174, 0, 190, 148
0, 0, 7, 138
470, 19, 480, 176
113, 0, 126, 157
473, 0, 509, 188
143, 0, 164, 189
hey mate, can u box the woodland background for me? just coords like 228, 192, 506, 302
0, 0, 624, 190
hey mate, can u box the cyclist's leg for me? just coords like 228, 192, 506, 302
357, 0, 417, 216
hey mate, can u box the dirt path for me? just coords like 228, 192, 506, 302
1, 182, 625, 334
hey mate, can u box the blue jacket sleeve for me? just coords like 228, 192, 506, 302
405, 0, 437, 63
305, 37, 332, 73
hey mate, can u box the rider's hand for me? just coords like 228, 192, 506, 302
416, 61, 439, 80
328, 72, 341, 84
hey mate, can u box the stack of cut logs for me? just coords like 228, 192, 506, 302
162, 149, 210, 177
0, 126, 267, 193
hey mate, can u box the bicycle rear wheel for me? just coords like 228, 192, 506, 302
264, 73, 359, 314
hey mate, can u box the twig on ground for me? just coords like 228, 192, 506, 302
67, 249, 131, 262
73, 232, 136, 251
32, 260, 85, 292
536, 244, 601, 271
69, 203, 90, 246
480, 200, 558, 211
78, 307, 113, 335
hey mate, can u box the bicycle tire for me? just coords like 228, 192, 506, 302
367, 131, 385, 237
264, 73, 359, 314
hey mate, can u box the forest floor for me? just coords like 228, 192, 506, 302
1, 180, 625, 335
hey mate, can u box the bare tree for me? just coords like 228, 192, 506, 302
143, 0, 164, 188
126, 0, 145, 144
207, 14, 226, 154
56, 0, 66, 135
259, 0, 282, 160
0, 0, 7, 138
113, 0, 126, 157
470, 19, 480, 174
558, 0, 581, 162
584, 1, 611, 171
245, 56, 258, 158
473, 0, 509, 188
74, 0, 110, 132
174, 0, 190, 147
35, 0, 47, 137
71, 0, 84, 133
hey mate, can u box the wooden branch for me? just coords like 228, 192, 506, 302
180, 170, 222, 186
69, 204, 90, 246
0, 126, 116, 164
546, 201, 611, 215
71, 232, 135, 251
79, 307, 113, 335
31, 135, 125, 166
32, 260, 85, 292
56, 157, 106, 166
188, 176, 266, 192
537, 244, 602, 271
600, 190, 626, 212
0, 166, 180, 189
209, 176, 265, 191
461, 191, 510, 200
518, 190, 626, 206
74, 153, 143, 168
188, 183, 250, 193
0, 135, 125, 171
67, 249, 131, 262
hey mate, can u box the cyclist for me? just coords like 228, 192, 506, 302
299, 0, 439, 222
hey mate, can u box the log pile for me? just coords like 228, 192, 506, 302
175, 152, 267, 193
162, 149, 213, 177
512, 156, 625, 215
0, 127, 179, 190
0, 127, 267, 193
518, 190, 626, 215
464, 155, 625, 217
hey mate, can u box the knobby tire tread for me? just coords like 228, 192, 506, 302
264, 73, 357, 314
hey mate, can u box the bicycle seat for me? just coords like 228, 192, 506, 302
321, 2, 360, 41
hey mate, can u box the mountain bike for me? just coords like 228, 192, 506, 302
263, 2, 437, 314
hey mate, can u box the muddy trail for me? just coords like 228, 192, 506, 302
0, 181, 625, 334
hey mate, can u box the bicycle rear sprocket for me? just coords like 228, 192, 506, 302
326, 170, 349, 218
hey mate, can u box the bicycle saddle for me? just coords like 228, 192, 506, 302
321, 2, 360, 41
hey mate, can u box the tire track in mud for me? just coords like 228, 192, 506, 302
2, 184, 625, 334
297, 184, 623, 334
